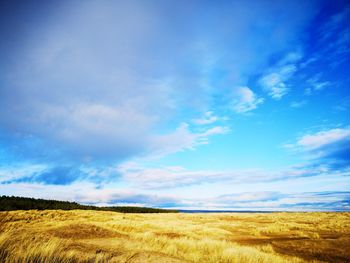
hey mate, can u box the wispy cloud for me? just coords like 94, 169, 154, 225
319, 6, 350, 42
70, 190, 350, 211
231, 87, 264, 113
290, 100, 307, 108
297, 128, 350, 150
0, 164, 47, 183
148, 123, 230, 158
208, 191, 350, 211
259, 51, 302, 100
334, 97, 350, 111
1, 166, 84, 186
2, 158, 340, 190
314, 5, 350, 67
192, 111, 219, 125
117, 163, 341, 190
304, 75, 331, 95
287, 127, 350, 171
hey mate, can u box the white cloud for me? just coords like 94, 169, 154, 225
259, 51, 302, 100
0, 1, 319, 162
193, 111, 219, 125
148, 123, 229, 158
286, 127, 350, 169
0, 1, 201, 161
260, 74, 288, 99
118, 163, 334, 190
56, 103, 157, 158
0, 164, 48, 183
231, 87, 264, 113
120, 166, 229, 189
297, 128, 350, 150
259, 65, 296, 99
206, 191, 350, 211
305, 75, 331, 95
279, 51, 303, 64
313, 81, 330, 91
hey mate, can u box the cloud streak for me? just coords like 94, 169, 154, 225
148, 123, 230, 159
1, 180, 348, 211
290, 127, 350, 169
117, 163, 344, 190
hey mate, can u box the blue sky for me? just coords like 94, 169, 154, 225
0, 0, 349, 210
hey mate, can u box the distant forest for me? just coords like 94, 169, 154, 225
0, 196, 178, 213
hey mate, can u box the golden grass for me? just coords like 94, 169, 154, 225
0, 210, 349, 262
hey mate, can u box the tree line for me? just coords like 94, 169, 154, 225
0, 195, 178, 213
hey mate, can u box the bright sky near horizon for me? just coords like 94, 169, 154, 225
0, 0, 349, 210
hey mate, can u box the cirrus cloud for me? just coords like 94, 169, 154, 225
287, 127, 350, 170
231, 87, 264, 113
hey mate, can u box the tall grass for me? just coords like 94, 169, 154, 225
0, 210, 349, 262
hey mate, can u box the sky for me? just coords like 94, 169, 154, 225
0, 0, 349, 211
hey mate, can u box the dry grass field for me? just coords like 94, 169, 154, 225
0, 210, 349, 263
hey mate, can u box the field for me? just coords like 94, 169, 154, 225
0, 210, 349, 262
